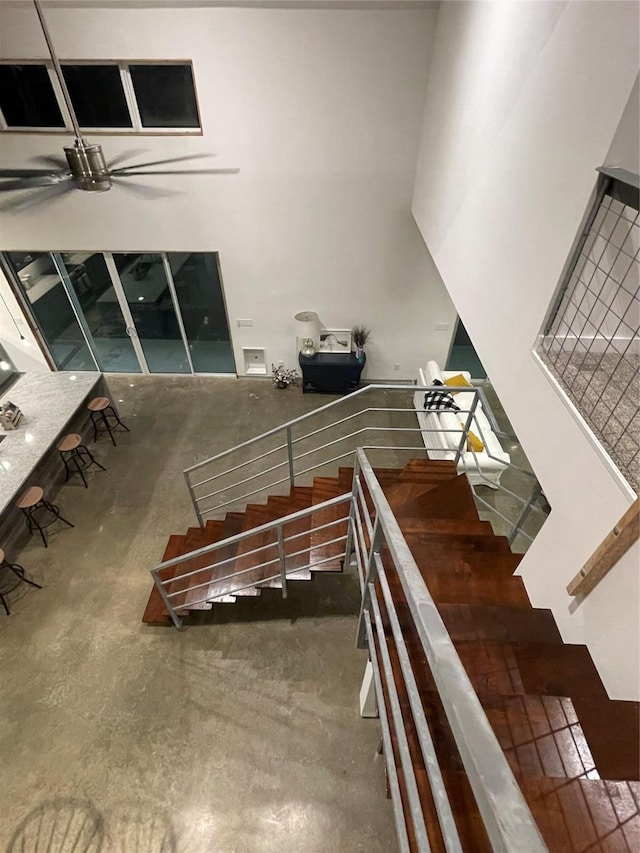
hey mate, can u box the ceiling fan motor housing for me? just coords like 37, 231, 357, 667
64, 140, 112, 192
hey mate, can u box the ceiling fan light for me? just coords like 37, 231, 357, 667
64, 141, 111, 192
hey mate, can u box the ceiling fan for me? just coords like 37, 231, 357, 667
0, 0, 238, 203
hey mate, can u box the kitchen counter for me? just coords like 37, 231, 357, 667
0, 371, 103, 518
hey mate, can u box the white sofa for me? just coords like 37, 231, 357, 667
413, 360, 510, 487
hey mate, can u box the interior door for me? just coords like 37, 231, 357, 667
109, 252, 192, 374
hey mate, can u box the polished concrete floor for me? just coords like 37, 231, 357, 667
0, 376, 398, 853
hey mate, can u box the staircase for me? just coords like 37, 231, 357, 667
142, 457, 639, 851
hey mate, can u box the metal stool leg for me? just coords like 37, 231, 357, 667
60, 452, 72, 482
106, 405, 130, 433
42, 500, 74, 529
72, 451, 88, 488
7, 562, 42, 590
100, 410, 117, 446
22, 507, 48, 548
78, 444, 106, 472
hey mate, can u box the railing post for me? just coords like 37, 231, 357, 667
356, 516, 384, 648
277, 524, 288, 599
184, 471, 204, 528
343, 454, 361, 570
286, 424, 295, 488
152, 569, 183, 630
508, 480, 542, 545
454, 390, 480, 466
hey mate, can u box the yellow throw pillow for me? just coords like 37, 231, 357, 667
444, 373, 473, 393
460, 424, 484, 453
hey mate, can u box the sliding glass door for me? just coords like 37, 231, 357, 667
3, 251, 235, 376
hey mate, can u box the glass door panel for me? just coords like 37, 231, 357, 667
58, 252, 141, 373
5, 252, 97, 371
111, 253, 190, 373
168, 252, 235, 373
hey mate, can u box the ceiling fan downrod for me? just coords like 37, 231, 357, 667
33, 0, 111, 192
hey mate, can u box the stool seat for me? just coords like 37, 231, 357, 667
16, 487, 73, 547
57, 433, 82, 452
16, 486, 44, 509
87, 396, 130, 447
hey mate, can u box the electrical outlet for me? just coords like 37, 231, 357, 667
236, 318, 253, 327
435, 322, 451, 331
394, 363, 400, 371
278, 360, 284, 367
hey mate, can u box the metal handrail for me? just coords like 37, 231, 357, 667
352, 449, 548, 852
151, 440, 548, 848
183, 382, 547, 546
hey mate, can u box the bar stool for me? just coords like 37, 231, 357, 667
57, 433, 106, 488
0, 548, 42, 615
15, 486, 74, 549
87, 397, 130, 447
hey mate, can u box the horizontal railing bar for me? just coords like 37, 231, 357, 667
198, 475, 292, 516
194, 457, 289, 502
363, 609, 411, 853
356, 449, 547, 853
376, 560, 463, 853
168, 555, 280, 595
189, 440, 288, 489
183, 571, 284, 608
164, 519, 351, 586
153, 493, 351, 572
369, 586, 431, 852
185, 383, 476, 476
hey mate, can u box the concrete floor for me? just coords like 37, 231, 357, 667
0, 376, 398, 853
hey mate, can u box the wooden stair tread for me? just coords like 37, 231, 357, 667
571, 695, 640, 781
393, 475, 480, 522
522, 776, 640, 852
404, 530, 512, 553
438, 604, 563, 645
411, 548, 521, 577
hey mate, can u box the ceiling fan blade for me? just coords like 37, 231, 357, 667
115, 168, 240, 177
0, 168, 66, 178
0, 178, 75, 212
29, 154, 69, 170
0, 175, 71, 192
110, 153, 212, 174
106, 148, 149, 170
110, 177, 180, 198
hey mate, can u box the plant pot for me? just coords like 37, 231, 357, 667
276, 381, 288, 389
356, 346, 365, 363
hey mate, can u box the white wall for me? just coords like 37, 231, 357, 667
0, 4, 457, 379
412, 1, 639, 699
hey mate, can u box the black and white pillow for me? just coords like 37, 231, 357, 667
423, 384, 460, 412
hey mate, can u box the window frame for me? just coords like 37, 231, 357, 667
0, 59, 203, 136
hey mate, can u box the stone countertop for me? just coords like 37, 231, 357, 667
0, 372, 102, 514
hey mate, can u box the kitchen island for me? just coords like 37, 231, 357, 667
0, 371, 108, 550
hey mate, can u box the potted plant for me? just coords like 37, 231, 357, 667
272, 364, 299, 389
352, 325, 371, 362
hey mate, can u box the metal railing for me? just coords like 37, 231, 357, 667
151, 492, 352, 629
183, 382, 548, 549
153, 447, 548, 849
350, 449, 548, 852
